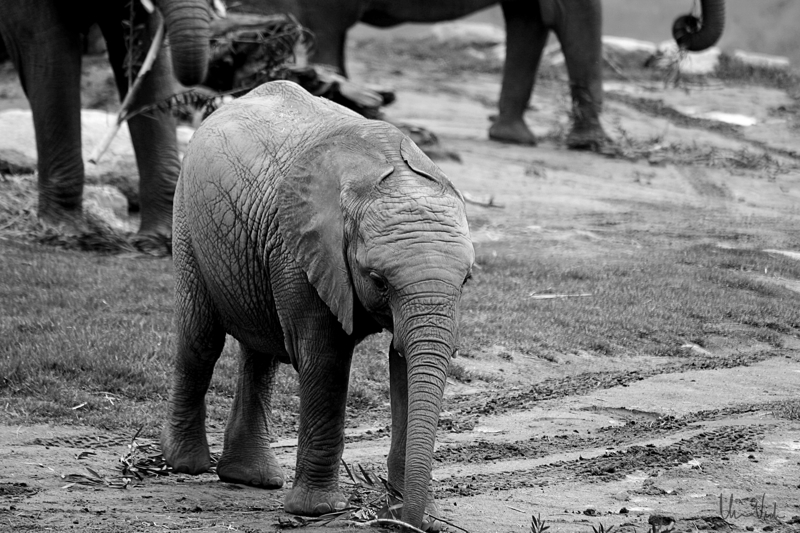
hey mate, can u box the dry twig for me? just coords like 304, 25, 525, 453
462, 192, 504, 209
89, 13, 165, 164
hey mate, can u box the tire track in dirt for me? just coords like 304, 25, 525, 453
433, 403, 774, 468
443, 350, 778, 423
23, 352, 784, 455
433, 423, 768, 497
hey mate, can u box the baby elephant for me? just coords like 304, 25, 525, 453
161, 81, 474, 530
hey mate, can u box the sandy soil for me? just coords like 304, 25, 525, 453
2, 39, 800, 533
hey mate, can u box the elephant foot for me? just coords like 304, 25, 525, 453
160, 424, 212, 475
37, 207, 89, 236
284, 484, 348, 516
566, 124, 610, 152
488, 117, 537, 146
130, 232, 172, 257
565, 112, 610, 153
378, 493, 443, 532
217, 448, 285, 489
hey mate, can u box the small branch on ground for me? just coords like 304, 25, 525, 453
530, 293, 593, 300
462, 192, 503, 208
352, 518, 426, 532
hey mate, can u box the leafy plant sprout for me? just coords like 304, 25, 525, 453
530, 513, 550, 533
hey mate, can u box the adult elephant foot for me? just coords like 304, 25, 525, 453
488, 117, 537, 146
37, 207, 90, 236
567, 85, 608, 152
160, 422, 212, 475
378, 493, 443, 532
565, 122, 610, 152
284, 484, 348, 516
216, 448, 285, 488
130, 232, 172, 257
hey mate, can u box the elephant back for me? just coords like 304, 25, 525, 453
182, 81, 363, 192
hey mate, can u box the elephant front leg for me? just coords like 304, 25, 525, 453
284, 331, 354, 516
488, 2, 547, 146
383, 345, 442, 532
101, 10, 180, 252
216, 344, 285, 488
0, 3, 86, 232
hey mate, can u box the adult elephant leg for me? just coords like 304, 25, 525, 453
300, 1, 363, 76
101, 11, 180, 250
550, 0, 607, 151
161, 207, 226, 474
382, 345, 442, 531
0, 2, 85, 230
488, 2, 547, 146
216, 344, 285, 488
283, 316, 354, 516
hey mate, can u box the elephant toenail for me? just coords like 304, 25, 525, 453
314, 503, 332, 514
335, 502, 346, 510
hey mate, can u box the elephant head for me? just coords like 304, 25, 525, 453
278, 128, 474, 528
672, 0, 725, 52
158, 0, 212, 85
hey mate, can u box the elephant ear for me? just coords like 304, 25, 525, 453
399, 136, 464, 201
277, 138, 394, 335
399, 136, 449, 183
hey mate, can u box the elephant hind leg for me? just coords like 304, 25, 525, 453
161, 219, 226, 474
216, 343, 285, 489
551, 0, 608, 151
488, 2, 546, 146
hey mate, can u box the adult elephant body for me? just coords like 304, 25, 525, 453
238, 0, 605, 149
237, 0, 725, 151
161, 81, 474, 531
0, 0, 211, 248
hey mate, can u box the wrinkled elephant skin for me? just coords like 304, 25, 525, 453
0, 0, 211, 250
161, 81, 475, 531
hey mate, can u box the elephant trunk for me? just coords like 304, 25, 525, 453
672, 0, 725, 52
160, 0, 211, 85
394, 308, 457, 528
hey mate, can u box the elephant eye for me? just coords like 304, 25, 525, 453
369, 272, 389, 292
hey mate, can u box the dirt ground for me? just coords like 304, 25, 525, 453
2, 36, 800, 533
